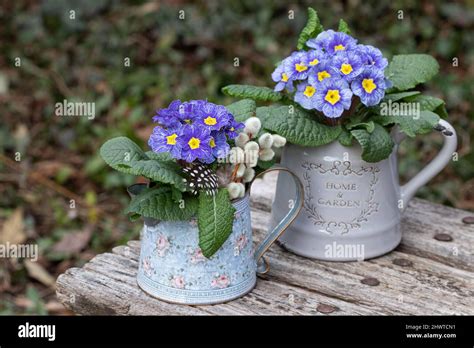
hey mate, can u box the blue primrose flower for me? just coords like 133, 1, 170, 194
148, 124, 183, 159
150, 100, 241, 163
331, 50, 365, 82
179, 125, 213, 163
359, 45, 388, 70
225, 116, 245, 139
351, 68, 387, 106
176, 100, 206, 125
209, 131, 230, 159
271, 60, 294, 92
272, 29, 390, 112
294, 82, 318, 110
195, 102, 230, 131
307, 30, 357, 55
308, 60, 335, 85
306, 49, 326, 69
314, 78, 353, 118
287, 51, 312, 80
152, 99, 182, 127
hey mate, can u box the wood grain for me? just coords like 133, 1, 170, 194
56, 172, 474, 315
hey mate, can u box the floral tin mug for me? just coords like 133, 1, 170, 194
132, 166, 303, 305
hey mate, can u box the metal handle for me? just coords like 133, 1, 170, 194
249, 165, 304, 274
399, 119, 457, 211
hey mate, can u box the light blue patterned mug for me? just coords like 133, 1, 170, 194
132, 166, 303, 305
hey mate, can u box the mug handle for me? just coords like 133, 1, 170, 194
249, 165, 304, 274
399, 119, 457, 210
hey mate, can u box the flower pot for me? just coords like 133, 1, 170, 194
135, 166, 303, 305
270, 120, 457, 261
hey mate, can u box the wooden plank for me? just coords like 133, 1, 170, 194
57, 231, 473, 315
56, 172, 474, 315
247, 208, 473, 315
262, 246, 473, 315
113, 243, 384, 315
397, 199, 473, 271
56, 243, 378, 315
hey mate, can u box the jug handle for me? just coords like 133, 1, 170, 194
398, 119, 457, 211
249, 165, 304, 274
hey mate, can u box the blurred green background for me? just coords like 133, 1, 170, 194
0, 0, 472, 314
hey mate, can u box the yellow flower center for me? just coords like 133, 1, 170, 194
295, 63, 308, 72
340, 63, 353, 75
309, 58, 319, 66
281, 73, 289, 82
188, 137, 200, 150
362, 78, 377, 93
303, 86, 316, 98
166, 133, 178, 145
230, 127, 235, 131
204, 116, 217, 126
318, 70, 331, 81
184, 119, 192, 124
209, 138, 216, 148
324, 90, 341, 105
334, 44, 345, 51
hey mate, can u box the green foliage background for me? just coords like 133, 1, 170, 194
0, 0, 472, 314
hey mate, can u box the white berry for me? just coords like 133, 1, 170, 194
243, 117, 261, 136
235, 132, 249, 149
237, 182, 246, 198
271, 134, 287, 147
243, 167, 255, 183
244, 141, 259, 167
235, 163, 246, 178
246, 155, 258, 168
228, 147, 245, 164
259, 148, 275, 161
244, 141, 259, 152
258, 133, 273, 149
227, 182, 242, 200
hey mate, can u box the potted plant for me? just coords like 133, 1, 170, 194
100, 99, 303, 304
222, 8, 457, 260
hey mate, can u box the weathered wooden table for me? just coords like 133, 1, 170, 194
56, 173, 474, 315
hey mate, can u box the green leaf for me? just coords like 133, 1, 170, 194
385, 54, 439, 91
222, 85, 282, 102
144, 151, 173, 162
125, 187, 198, 221
338, 128, 353, 146
121, 159, 186, 190
347, 121, 375, 133
404, 94, 447, 118
351, 123, 394, 162
434, 104, 448, 119
257, 158, 276, 170
129, 213, 141, 222
297, 7, 324, 50
100, 136, 147, 165
100, 137, 186, 190
226, 99, 256, 122
198, 189, 236, 258
256, 105, 341, 147
371, 110, 440, 137
383, 91, 421, 102
170, 186, 183, 203
338, 19, 351, 34
369, 91, 422, 116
